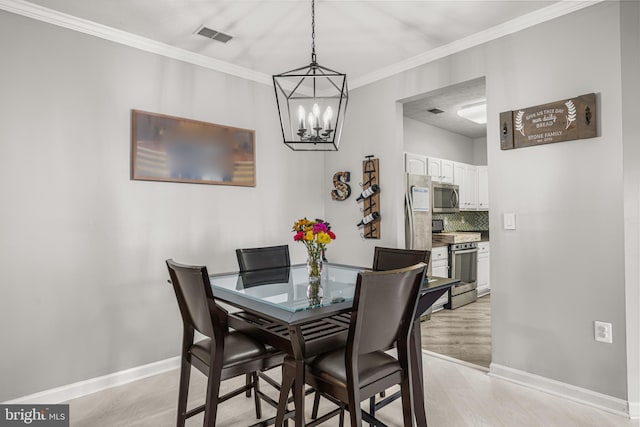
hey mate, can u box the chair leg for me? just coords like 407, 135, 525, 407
311, 391, 321, 419
246, 373, 252, 397
339, 406, 345, 427
203, 364, 222, 427
275, 363, 295, 426
347, 395, 362, 427
253, 372, 262, 419
369, 396, 376, 419
176, 357, 191, 427
400, 378, 414, 427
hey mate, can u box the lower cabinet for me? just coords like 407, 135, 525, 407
477, 241, 490, 296
430, 246, 450, 310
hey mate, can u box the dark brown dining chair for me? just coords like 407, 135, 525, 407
368, 246, 431, 419
235, 245, 290, 397
277, 263, 428, 427
166, 259, 284, 427
236, 245, 290, 272
372, 246, 431, 271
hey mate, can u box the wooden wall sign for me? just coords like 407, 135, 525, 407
500, 93, 597, 150
331, 171, 351, 201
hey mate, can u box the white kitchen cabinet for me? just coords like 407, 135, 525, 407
454, 162, 478, 210
477, 166, 489, 210
406, 153, 488, 211
405, 152, 428, 175
430, 246, 450, 309
463, 164, 478, 210
453, 162, 465, 187
427, 157, 454, 184
477, 241, 490, 296
440, 160, 454, 184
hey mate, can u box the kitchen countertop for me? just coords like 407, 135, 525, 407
432, 232, 482, 245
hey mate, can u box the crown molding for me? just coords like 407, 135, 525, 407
0, 0, 603, 90
349, 0, 605, 89
0, 0, 272, 86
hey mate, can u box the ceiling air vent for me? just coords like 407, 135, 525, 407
427, 108, 444, 114
195, 25, 233, 43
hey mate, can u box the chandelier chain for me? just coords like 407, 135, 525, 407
311, 0, 316, 63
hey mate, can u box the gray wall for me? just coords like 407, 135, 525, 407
472, 137, 488, 166
325, 1, 633, 400
1, 1, 637, 406
0, 12, 324, 401
403, 117, 474, 163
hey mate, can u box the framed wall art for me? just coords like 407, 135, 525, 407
131, 110, 256, 187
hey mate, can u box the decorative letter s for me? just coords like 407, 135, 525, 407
331, 172, 351, 201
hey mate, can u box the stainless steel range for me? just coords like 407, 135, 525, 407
445, 242, 478, 309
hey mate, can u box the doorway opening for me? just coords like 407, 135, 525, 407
400, 77, 491, 369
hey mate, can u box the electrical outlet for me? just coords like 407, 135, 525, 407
594, 321, 613, 343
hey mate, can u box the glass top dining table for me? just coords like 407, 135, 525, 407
209, 263, 459, 427
209, 263, 457, 324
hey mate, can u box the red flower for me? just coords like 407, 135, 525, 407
328, 231, 336, 240
293, 231, 304, 241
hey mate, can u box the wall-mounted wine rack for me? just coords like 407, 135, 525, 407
358, 155, 380, 239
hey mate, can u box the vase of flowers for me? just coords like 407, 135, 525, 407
292, 218, 336, 306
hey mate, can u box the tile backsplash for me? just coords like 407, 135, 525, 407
433, 211, 489, 232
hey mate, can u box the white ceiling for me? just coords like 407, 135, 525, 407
20, 0, 566, 84
403, 77, 487, 138
9, 0, 600, 139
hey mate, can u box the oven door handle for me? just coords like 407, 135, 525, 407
452, 249, 478, 255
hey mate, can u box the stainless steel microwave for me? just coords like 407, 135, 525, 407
432, 183, 459, 213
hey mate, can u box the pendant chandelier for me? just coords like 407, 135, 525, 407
273, 0, 348, 151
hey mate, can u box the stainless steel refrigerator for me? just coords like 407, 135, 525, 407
405, 173, 432, 252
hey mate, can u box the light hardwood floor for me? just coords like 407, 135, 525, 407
421, 294, 491, 368
66, 352, 637, 427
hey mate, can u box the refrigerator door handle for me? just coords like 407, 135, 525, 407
405, 189, 415, 249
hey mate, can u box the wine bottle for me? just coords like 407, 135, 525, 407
356, 211, 380, 227
355, 184, 380, 202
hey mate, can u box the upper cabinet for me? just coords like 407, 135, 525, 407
406, 152, 489, 212
405, 153, 428, 176
477, 166, 489, 210
404, 153, 453, 184
454, 162, 479, 210
427, 157, 454, 184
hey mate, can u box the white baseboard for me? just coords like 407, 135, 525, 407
629, 401, 640, 419
3, 356, 180, 404
490, 363, 632, 419
5, 354, 637, 421
477, 288, 491, 298
422, 349, 489, 372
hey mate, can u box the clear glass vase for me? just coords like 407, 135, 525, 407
306, 253, 323, 306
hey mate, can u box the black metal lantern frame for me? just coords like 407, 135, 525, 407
273, 0, 348, 151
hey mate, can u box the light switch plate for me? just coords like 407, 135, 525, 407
504, 213, 516, 230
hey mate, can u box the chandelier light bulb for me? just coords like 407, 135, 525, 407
298, 105, 306, 129
312, 103, 321, 129
308, 112, 315, 131
324, 106, 333, 130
